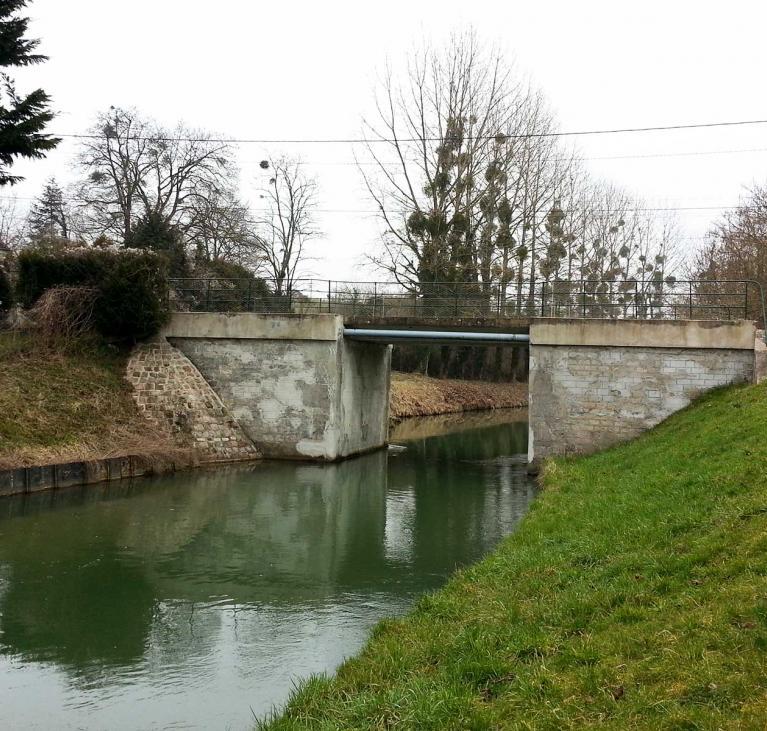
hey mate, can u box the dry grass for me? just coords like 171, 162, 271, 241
0, 332, 189, 470
390, 371, 527, 420
28, 286, 99, 345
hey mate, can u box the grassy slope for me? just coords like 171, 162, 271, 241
262, 383, 767, 730
0, 332, 169, 468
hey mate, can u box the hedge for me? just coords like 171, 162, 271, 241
0, 266, 12, 312
16, 247, 170, 340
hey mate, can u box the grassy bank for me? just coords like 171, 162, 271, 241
261, 382, 767, 729
390, 372, 527, 420
0, 333, 181, 469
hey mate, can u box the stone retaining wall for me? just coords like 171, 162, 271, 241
126, 341, 260, 461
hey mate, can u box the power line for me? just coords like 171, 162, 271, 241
0, 194, 758, 215
237, 145, 767, 168
53, 117, 767, 146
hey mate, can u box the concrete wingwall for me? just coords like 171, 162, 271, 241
164, 313, 391, 461
528, 319, 756, 461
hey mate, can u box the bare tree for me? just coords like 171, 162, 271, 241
0, 195, 24, 251
361, 32, 573, 310
361, 31, 682, 322
187, 185, 257, 265
690, 183, 767, 322
253, 158, 319, 294
74, 107, 234, 242
362, 33, 514, 287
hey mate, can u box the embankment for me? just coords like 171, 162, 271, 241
0, 333, 191, 471
261, 382, 767, 729
1, 336, 527, 473
389, 371, 527, 420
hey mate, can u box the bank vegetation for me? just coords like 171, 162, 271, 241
389, 372, 526, 421
0, 333, 187, 470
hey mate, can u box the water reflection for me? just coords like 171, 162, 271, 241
0, 414, 535, 730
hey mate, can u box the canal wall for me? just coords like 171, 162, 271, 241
528, 319, 756, 460
0, 454, 166, 498
163, 313, 392, 461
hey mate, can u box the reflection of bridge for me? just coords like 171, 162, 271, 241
170, 277, 765, 324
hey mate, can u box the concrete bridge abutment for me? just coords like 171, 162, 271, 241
528, 318, 756, 461
162, 313, 392, 461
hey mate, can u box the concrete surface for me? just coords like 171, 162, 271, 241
531, 318, 755, 350
167, 313, 391, 461
162, 312, 342, 341
529, 319, 756, 461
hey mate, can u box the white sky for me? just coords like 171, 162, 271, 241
7, 0, 767, 280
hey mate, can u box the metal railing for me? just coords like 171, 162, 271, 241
168, 277, 765, 323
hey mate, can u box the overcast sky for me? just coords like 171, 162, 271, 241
7, 0, 767, 280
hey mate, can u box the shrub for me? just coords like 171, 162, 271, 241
29, 286, 99, 344
125, 211, 188, 278
203, 259, 271, 312
175, 258, 272, 312
96, 252, 170, 339
0, 266, 13, 312
16, 247, 113, 307
16, 247, 169, 340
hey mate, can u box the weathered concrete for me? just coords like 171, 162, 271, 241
163, 311, 342, 342
755, 330, 767, 385
529, 319, 756, 460
164, 313, 391, 461
531, 318, 756, 350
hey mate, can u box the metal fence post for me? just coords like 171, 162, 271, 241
689, 281, 693, 319
205, 280, 211, 312
328, 280, 332, 313
374, 282, 378, 317
540, 281, 546, 317
246, 279, 253, 312
744, 282, 749, 320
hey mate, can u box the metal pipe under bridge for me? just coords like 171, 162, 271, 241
343, 328, 530, 345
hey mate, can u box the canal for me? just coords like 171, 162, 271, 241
0, 410, 536, 729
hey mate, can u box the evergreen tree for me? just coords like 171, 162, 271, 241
0, 0, 59, 186
28, 177, 68, 239
125, 210, 188, 278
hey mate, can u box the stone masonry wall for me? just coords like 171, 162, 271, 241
529, 345, 754, 459
126, 342, 260, 462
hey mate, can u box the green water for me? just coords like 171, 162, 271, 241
0, 414, 535, 730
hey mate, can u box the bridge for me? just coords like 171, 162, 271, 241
144, 278, 764, 464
